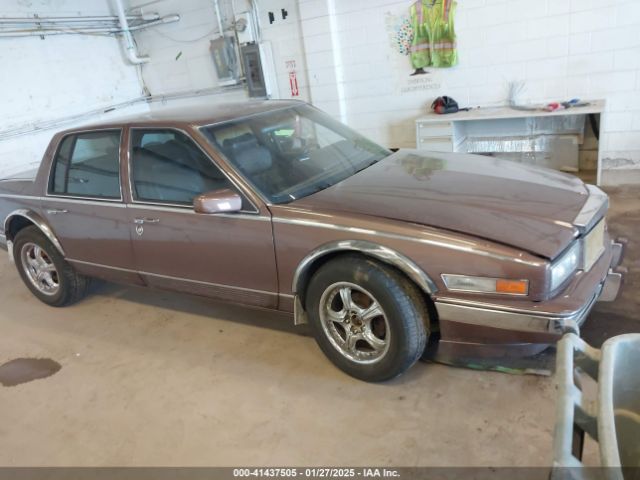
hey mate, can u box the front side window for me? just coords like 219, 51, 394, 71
130, 129, 235, 205
50, 130, 122, 199
201, 105, 390, 204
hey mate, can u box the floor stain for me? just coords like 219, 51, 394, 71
0, 358, 61, 387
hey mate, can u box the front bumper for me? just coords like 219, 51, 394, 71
436, 284, 602, 338
433, 239, 626, 355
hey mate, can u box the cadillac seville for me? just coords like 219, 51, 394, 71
0, 100, 626, 381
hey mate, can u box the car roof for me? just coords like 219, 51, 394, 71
60, 99, 306, 134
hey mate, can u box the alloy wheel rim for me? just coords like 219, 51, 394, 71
20, 242, 60, 296
319, 282, 390, 364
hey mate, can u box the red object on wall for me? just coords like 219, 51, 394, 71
289, 71, 299, 97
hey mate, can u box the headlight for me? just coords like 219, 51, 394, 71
550, 241, 581, 291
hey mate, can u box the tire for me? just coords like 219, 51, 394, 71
13, 226, 90, 307
306, 255, 429, 382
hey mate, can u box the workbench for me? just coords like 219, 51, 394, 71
415, 99, 606, 184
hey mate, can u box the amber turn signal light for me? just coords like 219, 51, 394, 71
496, 279, 529, 295
442, 274, 529, 296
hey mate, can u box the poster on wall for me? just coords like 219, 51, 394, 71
386, 0, 457, 95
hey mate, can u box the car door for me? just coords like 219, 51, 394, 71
44, 129, 141, 285
124, 127, 278, 308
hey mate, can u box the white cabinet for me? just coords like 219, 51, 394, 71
417, 136, 453, 152
415, 121, 453, 152
415, 100, 606, 183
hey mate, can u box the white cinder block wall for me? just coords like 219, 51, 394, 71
2, 0, 638, 184
132, 0, 230, 95
0, 0, 248, 178
0, 0, 143, 177
258, 1, 312, 102
265, 0, 640, 185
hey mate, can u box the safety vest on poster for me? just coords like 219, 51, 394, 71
409, 0, 458, 69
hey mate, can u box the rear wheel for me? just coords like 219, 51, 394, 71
306, 255, 429, 382
13, 226, 90, 307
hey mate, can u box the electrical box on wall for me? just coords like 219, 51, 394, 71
241, 44, 266, 97
210, 36, 240, 86
240, 41, 279, 98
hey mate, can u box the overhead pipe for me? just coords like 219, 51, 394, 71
128, 15, 179, 30
0, 14, 159, 24
250, 0, 261, 42
0, 27, 121, 37
112, 0, 149, 64
212, 0, 225, 37
0, 15, 179, 38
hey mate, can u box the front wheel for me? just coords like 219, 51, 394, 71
306, 255, 429, 382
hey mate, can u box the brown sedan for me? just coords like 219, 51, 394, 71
0, 100, 626, 381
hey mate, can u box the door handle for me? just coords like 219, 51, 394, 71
133, 218, 160, 224
46, 209, 68, 215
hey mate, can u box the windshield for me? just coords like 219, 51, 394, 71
201, 105, 391, 204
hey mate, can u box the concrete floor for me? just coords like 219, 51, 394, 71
0, 187, 637, 467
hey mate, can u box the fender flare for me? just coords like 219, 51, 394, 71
4, 209, 65, 256
292, 239, 438, 300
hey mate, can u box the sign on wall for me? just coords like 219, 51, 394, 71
285, 59, 299, 97
386, 0, 458, 94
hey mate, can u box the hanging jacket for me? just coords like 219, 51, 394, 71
409, 0, 458, 69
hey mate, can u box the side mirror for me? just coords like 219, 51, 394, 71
193, 189, 242, 214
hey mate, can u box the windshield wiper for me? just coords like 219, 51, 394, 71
353, 159, 379, 175
274, 181, 335, 204
305, 181, 335, 196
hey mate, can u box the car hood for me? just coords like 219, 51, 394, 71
292, 150, 589, 259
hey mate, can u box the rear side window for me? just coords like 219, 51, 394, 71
50, 130, 121, 199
